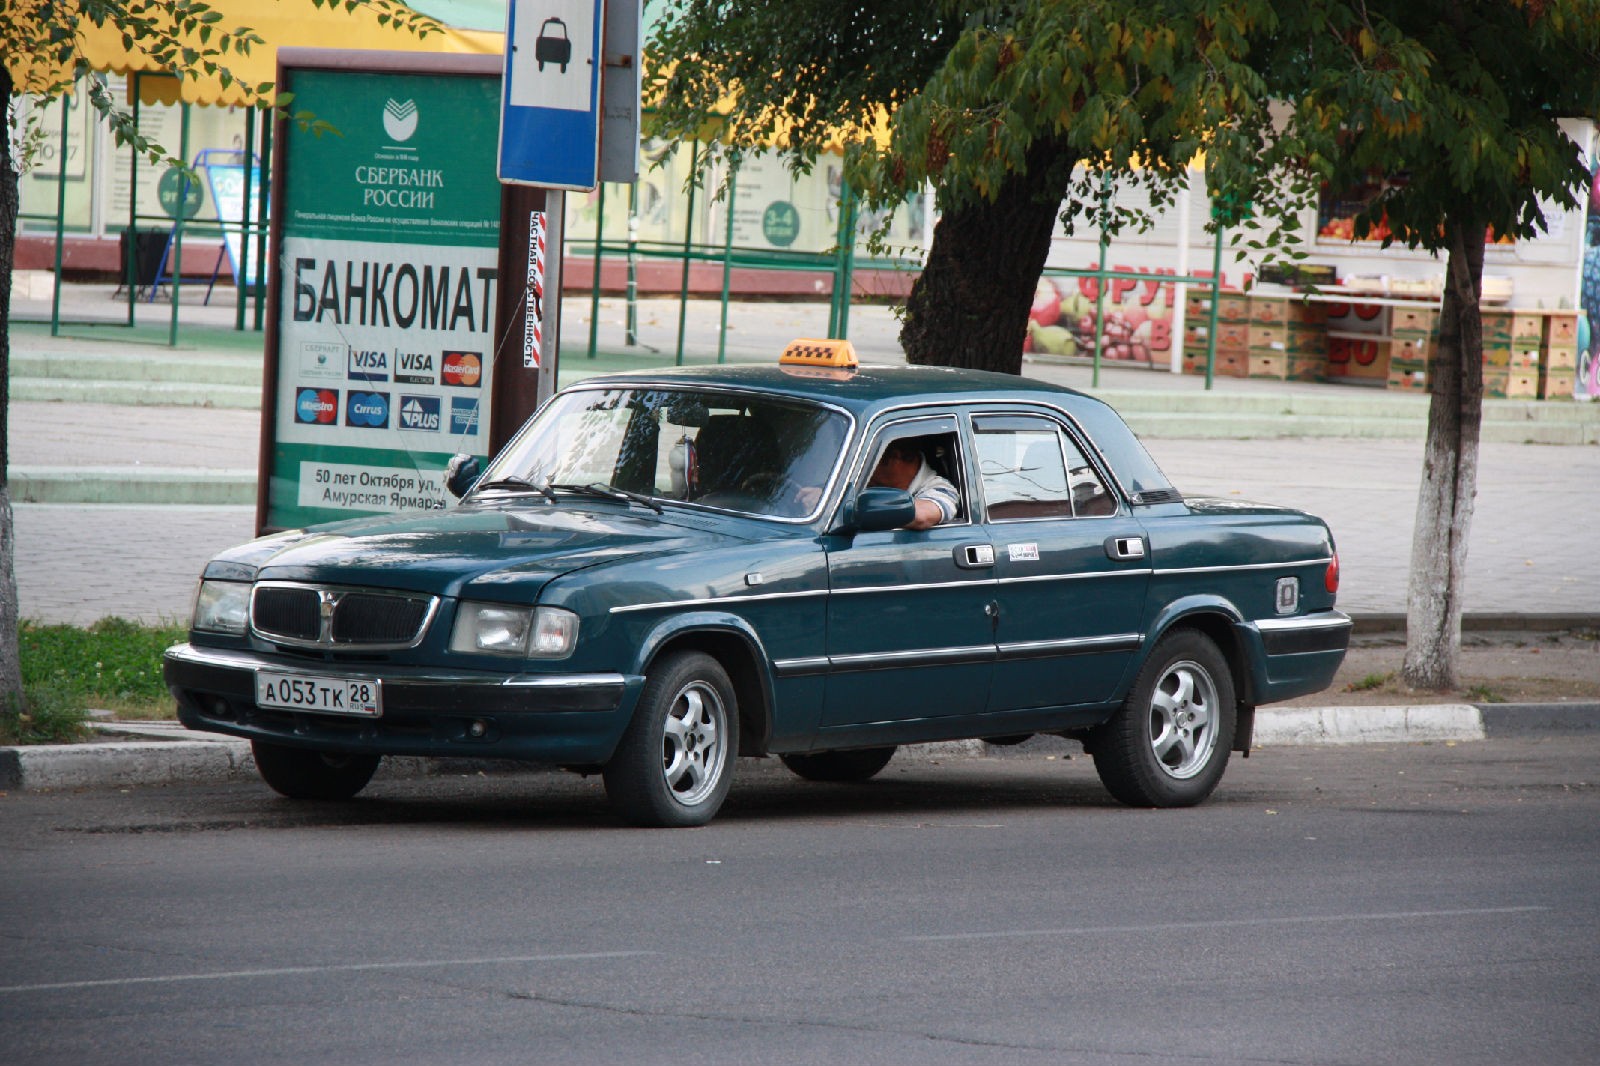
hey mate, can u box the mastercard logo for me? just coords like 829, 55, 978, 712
441, 351, 482, 387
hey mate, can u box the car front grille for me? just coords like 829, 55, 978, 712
252, 584, 438, 649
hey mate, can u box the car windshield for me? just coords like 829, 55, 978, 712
478, 386, 852, 520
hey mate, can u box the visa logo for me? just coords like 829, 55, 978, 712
348, 348, 389, 381
396, 350, 435, 384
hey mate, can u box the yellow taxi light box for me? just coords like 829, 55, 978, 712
780, 338, 858, 368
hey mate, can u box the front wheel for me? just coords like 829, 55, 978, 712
780, 746, 896, 783
1091, 630, 1236, 807
604, 651, 739, 827
251, 741, 379, 801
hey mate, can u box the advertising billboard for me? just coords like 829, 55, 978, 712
261, 52, 503, 532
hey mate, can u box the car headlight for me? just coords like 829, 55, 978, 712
193, 580, 250, 634
450, 603, 579, 659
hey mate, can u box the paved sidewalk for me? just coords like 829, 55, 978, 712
14, 435, 1599, 624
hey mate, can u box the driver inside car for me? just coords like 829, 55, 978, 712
868, 441, 959, 530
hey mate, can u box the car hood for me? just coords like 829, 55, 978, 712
221, 503, 747, 599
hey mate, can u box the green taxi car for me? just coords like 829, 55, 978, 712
163, 344, 1350, 826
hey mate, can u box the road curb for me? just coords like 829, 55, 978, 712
0, 739, 253, 791
1253, 704, 1486, 746
4, 703, 1594, 793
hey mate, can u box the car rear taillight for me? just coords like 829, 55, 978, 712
1325, 551, 1340, 594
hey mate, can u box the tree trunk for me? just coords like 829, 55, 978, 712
1402, 223, 1486, 690
2, 71, 23, 707
901, 138, 1078, 375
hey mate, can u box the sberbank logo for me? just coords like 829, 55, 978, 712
383, 98, 418, 142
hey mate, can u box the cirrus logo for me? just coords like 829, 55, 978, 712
294, 388, 339, 425
345, 391, 390, 429
383, 99, 418, 142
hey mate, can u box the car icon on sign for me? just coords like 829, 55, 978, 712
536, 17, 571, 73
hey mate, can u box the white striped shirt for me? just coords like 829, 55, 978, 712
907, 460, 960, 524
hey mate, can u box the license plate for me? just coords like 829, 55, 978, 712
256, 671, 382, 717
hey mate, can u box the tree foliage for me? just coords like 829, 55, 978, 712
648, 1, 1600, 686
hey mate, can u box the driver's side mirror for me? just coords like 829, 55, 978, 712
851, 486, 916, 533
444, 454, 481, 499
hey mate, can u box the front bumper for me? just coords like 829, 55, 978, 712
163, 643, 643, 765
1238, 610, 1353, 705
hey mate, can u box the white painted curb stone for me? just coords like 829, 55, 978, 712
1254, 705, 1485, 746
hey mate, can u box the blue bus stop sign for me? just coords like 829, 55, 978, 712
499, 0, 605, 190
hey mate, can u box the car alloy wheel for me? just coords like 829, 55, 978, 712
660, 679, 729, 805
1147, 659, 1221, 780
604, 651, 739, 827
1091, 629, 1236, 807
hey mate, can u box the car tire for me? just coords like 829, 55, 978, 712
251, 740, 380, 801
604, 651, 739, 827
780, 746, 896, 783
1091, 629, 1236, 807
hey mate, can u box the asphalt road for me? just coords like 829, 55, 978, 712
3, 739, 1597, 1066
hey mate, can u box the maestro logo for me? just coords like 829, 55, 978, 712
441, 350, 482, 387
398, 395, 441, 432
383, 98, 418, 142
294, 388, 339, 425
345, 391, 390, 429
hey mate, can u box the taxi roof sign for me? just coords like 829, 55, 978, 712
780, 338, 858, 368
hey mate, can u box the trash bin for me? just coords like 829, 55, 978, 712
118, 228, 169, 289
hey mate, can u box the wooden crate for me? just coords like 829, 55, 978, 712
1248, 296, 1287, 326
1480, 311, 1513, 347
1506, 372, 1539, 398
1286, 357, 1325, 382
1387, 366, 1430, 393
1181, 349, 1248, 376
1510, 311, 1545, 346
1215, 321, 1250, 350
1394, 336, 1433, 363
1285, 325, 1328, 355
1214, 350, 1248, 377
1247, 324, 1287, 352
1544, 345, 1578, 372
1248, 353, 1287, 379
1391, 306, 1438, 336
1539, 370, 1575, 399
1486, 371, 1538, 399
1217, 294, 1251, 323
1544, 311, 1580, 347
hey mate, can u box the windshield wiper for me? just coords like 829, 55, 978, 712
474, 476, 556, 501
550, 482, 664, 514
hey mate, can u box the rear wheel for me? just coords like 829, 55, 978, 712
1091, 630, 1236, 807
604, 651, 739, 827
251, 741, 380, 801
780, 746, 896, 783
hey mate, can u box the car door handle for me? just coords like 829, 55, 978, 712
1104, 535, 1146, 561
955, 543, 996, 569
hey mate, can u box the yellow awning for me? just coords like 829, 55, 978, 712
7, 0, 503, 106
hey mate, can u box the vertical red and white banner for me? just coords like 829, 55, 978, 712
524, 209, 547, 368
